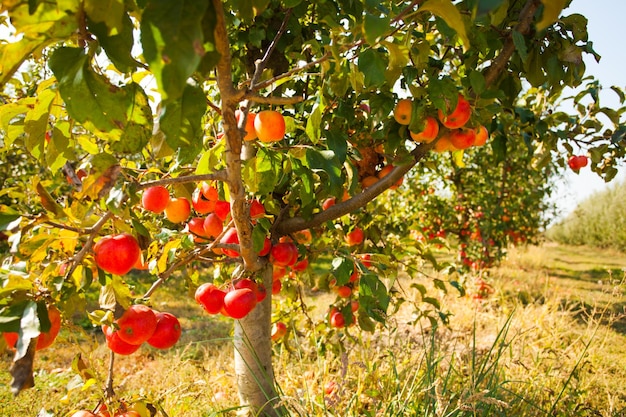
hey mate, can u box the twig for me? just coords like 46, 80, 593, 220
250, 52, 331, 92
483, 0, 541, 88
243, 95, 304, 105
249, 8, 293, 90
104, 350, 115, 399
137, 171, 229, 190
142, 220, 235, 298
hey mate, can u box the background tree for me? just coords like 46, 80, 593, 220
0, 0, 625, 416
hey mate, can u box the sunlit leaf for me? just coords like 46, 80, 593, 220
536, 0, 568, 31
419, 0, 470, 51
141, 0, 208, 100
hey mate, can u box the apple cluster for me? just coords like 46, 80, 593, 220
393, 94, 489, 152
102, 304, 181, 355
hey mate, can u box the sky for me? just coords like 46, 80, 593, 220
551, 0, 626, 219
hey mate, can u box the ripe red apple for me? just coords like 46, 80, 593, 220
141, 186, 170, 213
291, 258, 309, 272
334, 285, 352, 298
115, 305, 157, 345
322, 197, 336, 210
258, 237, 272, 257
195, 283, 226, 314
568, 155, 588, 171
3, 305, 61, 351
192, 189, 216, 214
102, 325, 142, 355
93, 234, 141, 276
188, 217, 209, 242
223, 288, 258, 319
203, 213, 223, 238
329, 311, 345, 328
249, 199, 265, 219
214, 200, 231, 221
147, 312, 181, 349
271, 322, 287, 341
345, 227, 364, 246
270, 241, 298, 267
220, 227, 240, 257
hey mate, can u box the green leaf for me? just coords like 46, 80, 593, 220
141, 0, 208, 100
84, 0, 124, 35
326, 128, 348, 164
331, 257, 353, 285
469, 70, 486, 95
358, 49, 387, 88
15, 301, 40, 360
511, 30, 528, 63
304, 148, 344, 197
476, 0, 506, 16
0, 206, 20, 232
305, 100, 324, 143
536, 0, 568, 31
159, 84, 208, 163
49, 48, 153, 153
242, 147, 282, 195
363, 12, 390, 45
419, 0, 470, 51
88, 12, 138, 73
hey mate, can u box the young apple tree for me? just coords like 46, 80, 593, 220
0, 0, 625, 416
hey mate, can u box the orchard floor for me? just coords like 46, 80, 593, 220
2, 242, 626, 417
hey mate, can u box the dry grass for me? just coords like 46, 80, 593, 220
2, 243, 626, 416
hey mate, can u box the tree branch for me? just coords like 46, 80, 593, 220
212, 0, 262, 272
276, 142, 436, 235
137, 171, 229, 190
243, 94, 304, 105
483, 0, 541, 88
249, 8, 293, 90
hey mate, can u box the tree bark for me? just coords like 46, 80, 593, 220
233, 263, 282, 416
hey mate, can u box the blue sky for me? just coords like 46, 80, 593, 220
553, 0, 626, 217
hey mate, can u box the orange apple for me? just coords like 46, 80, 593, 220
448, 128, 476, 150
393, 98, 413, 125
474, 125, 489, 146
438, 94, 471, 129
235, 110, 257, 141
165, 197, 191, 223
254, 110, 286, 142
409, 116, 439, 142
377, 164, 403, 189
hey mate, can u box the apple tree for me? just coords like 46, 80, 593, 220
0, 0, 625, 416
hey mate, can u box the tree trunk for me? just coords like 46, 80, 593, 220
233, 263, 282, 416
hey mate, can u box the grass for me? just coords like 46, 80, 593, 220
2, 242, 626, 416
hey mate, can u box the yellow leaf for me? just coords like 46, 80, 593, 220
452, 150, 465, 167
536, 0, 568, 31
419, 0, 470, 52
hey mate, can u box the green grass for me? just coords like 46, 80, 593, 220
2, 243, 626, 416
